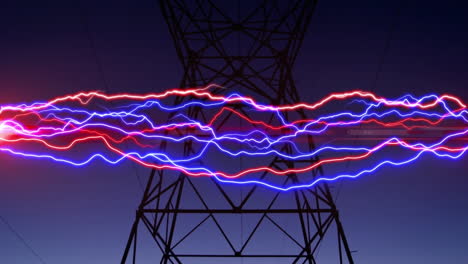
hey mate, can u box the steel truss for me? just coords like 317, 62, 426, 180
122, 1, 354, 263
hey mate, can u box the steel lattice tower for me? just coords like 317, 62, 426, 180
122, 1, 354, 263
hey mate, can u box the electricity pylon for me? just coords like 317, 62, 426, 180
122, 1, 354, 263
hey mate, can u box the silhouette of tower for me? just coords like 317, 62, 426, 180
122, 1, 354, 263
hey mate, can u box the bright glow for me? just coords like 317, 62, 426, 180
0, 121, 14, 140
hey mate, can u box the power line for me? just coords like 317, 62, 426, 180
334, 0, 406, 204
79, 5, 145, 191
0, 214, 47, 264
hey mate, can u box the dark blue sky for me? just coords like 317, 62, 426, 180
0, 0, 467, 263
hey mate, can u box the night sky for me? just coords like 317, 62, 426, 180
1, 0, 468, 263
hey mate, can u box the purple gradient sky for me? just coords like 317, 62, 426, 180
0, 0, 467, 263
